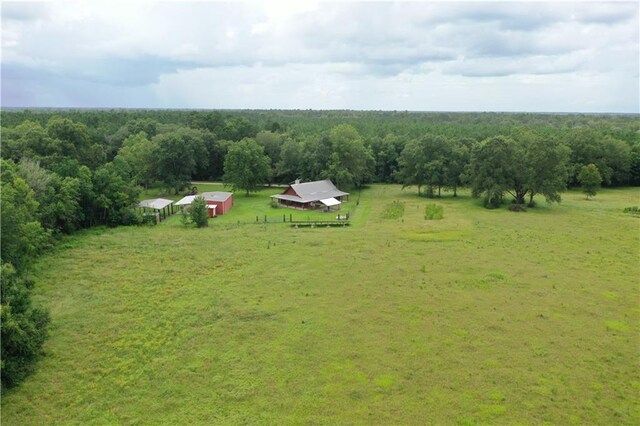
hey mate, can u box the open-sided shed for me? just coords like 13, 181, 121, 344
138, 198, 174, 221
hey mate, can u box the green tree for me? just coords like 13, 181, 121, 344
1, 160, 51, 270
324, 124, 374, 188
115, 132, 157, 189
17, 158, 83, 234
277, 138, 304, 183
397, 134, 451, 197
190, 196, 209, 228
578, 163, 602, 199
469, 136, 525, 207
92, 162, 140, 226
524, 135, 571, 205
629, 144, 640, 186
445, 138, 472, 197
1, 264, 50, 389
301, 135, 332, 181
0, 161, 52, 388
223, 138, 271, 195
153, 128, 208, 194
45, 116, 91, 164
567, 130, 631, 186
1, 121, 57, 163
256, 131, 283, 167
370, 133, 402, 183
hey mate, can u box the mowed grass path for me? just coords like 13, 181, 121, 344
3, 186, 639, 424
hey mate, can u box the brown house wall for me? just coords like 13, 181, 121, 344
283, 186, 299, 196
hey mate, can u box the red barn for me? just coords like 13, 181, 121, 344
202, 192, 233, 217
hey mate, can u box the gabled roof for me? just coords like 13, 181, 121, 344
201, 192, 233, 202
271, 179, 349, 203
138, 198, 173, 210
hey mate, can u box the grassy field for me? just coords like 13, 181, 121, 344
2, 185, 639, 425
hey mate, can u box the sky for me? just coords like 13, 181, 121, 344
1, 0, 638, 112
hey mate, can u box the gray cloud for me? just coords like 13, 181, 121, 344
1, 2, 51, 21
1, 1, 638, 112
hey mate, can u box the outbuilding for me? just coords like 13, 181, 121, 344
201, 192, 233, 217
137, 198, 174, 222
271, 179, 349, 210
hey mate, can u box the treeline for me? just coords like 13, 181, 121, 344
1, 109, 639, 387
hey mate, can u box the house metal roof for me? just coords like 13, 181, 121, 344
271, 180, 349, 203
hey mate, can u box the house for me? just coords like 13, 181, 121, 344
201, 192, 233, 217
271, 179, 349, 210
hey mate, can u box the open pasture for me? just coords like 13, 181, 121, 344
2, 185, 639, 424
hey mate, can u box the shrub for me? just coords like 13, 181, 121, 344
382, 201, 405, 219
190, 196, 209, 228
425, 204, 444, 220
623, 206, 640, 216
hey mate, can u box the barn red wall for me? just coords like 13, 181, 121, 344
205, 196, 233, 216
222, 196, 233, 214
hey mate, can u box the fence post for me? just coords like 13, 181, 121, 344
256, 215, 258, 223
283, 214, 286, 223
290, 213, 292, 222
264, 215, 267, 223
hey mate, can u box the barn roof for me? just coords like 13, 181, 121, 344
271, 179, 349, 203
138, 198, 173, 210
201, 192, 233, 202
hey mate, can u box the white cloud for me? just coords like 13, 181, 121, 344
2, 1, 638, 112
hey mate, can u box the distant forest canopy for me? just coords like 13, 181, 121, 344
1, 108, 639, 387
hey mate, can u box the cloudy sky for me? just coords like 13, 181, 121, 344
2, 1, 638, 112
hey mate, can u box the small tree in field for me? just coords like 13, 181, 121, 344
578, 163, 602, 199
190, 196, 209, 227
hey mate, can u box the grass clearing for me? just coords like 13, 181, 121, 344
2, 185, 639, 424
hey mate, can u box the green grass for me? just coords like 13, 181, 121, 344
2, 185, 639, 424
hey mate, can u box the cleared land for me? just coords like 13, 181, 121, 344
2, 185, 639, 425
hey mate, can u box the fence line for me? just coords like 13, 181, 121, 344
250, 213, 350, 225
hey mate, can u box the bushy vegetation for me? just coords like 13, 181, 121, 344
189, 196, 209, 228
381, 201, 405, 219
424, 203, 444, 220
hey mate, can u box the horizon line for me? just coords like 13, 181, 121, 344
2, 106, 638, 116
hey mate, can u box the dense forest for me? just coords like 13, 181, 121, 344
1, 108, 639, 388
